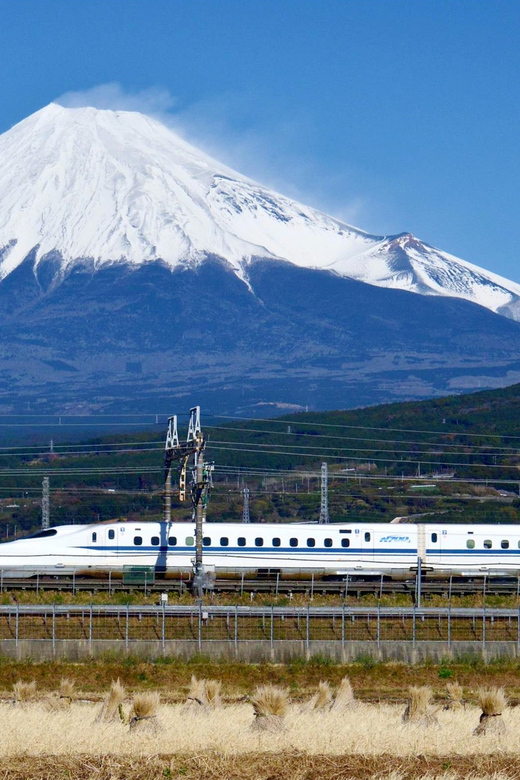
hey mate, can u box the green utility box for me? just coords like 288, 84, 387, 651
122, 565, 155, 585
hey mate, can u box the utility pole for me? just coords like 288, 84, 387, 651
163, 407, 213, 596
242, 486, 250, 523
42, 477, 50, 529
319, 462, 329, 524
193, 446, 206, 591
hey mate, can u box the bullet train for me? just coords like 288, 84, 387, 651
1, 520, 520, 580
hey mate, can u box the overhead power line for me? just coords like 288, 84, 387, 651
205, 424, 520, 453
209, 414, 520, 441
207, 437, 520, 461
0, 409, 519, 441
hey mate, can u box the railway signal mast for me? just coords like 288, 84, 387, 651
163, 406, 214, 595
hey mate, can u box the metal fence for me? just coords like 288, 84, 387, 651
1, 604, 520, 650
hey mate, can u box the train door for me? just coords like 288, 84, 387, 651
427, 528, 442, 561
90, 526, 106, 558
106, 526, 118, 553
359, 528, 374, 561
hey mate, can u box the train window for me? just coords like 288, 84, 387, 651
151, 536, 160, 546
203, 537, 211, 546
92, 532, 97, 543
28, 529, 58, 539
272, 538, 281, 547
339, 530, 352, 534
431, 533, 438, 543
134, 536, 143, 546
220, 537, 229, 546
108, 530, 115, 540
238, 537, 246, 547
307, 538, 316, 547
466, 539, 475, 549
168, 537, 177, 546
364, 532, 371, 542
341, 538, 350, 548
501, 540, 510, 549
290, 538, 298, 547
484, 539, 492, 549
185, 536, 194, 546
255, 537, 264, 547
324, 538, 333, 547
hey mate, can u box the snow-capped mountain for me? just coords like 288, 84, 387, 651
1, 102, 520, 320
1, 101, 520, 417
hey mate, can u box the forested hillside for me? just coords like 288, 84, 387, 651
1, 383, 520, 537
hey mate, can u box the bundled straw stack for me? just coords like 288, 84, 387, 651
444, 681, 464, 711
129, 692, 161, 733
186, 676, 222, 711
305, 681, 333, 712
96, 679, 126, 723
473, 688, 507, 736
44, 678, 76, 711
305, 677, 356, 713
250, 685, 289, 733
402, 686, 438, 727
331, 676, 356, 712
12, 680, 37, 706
59, 678, 75, 705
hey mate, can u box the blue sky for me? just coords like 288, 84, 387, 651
1, 0, 519, 281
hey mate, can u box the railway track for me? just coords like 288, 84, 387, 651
1, 574, 519, 598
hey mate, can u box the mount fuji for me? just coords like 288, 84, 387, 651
0, 102, 520, 415
1, 103, 520, 319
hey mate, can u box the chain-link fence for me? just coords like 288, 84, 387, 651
1, 605, 519, 650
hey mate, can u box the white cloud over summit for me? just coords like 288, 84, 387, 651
56, 83, 176, 115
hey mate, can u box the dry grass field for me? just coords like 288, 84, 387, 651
2, 668, 520, 778
0, 699, 517, 757
0, 696, 520, 778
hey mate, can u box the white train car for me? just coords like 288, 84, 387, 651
1, 520, 520, 580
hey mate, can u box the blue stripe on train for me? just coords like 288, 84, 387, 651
76, 545, 415, 555
76, 545, 520, 557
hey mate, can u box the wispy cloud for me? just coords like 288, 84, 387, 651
53, 82, 392, 234
55, 83, 176, 115
167, 90, 375, 229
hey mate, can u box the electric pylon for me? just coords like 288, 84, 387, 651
319, 462, 329, 524
42, 477, 50, 529
242, 486, 250, 523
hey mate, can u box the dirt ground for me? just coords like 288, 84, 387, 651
1, 753, 520, 780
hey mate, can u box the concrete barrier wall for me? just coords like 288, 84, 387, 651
1, 639, 518, 663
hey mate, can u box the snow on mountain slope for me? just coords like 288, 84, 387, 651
1, 102, 519, 319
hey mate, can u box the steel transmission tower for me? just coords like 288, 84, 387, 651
42, 477, 50, 529
242, 486, 250, 523
319, 462, 329, 524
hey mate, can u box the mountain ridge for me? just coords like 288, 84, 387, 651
1, 103, 519, 320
